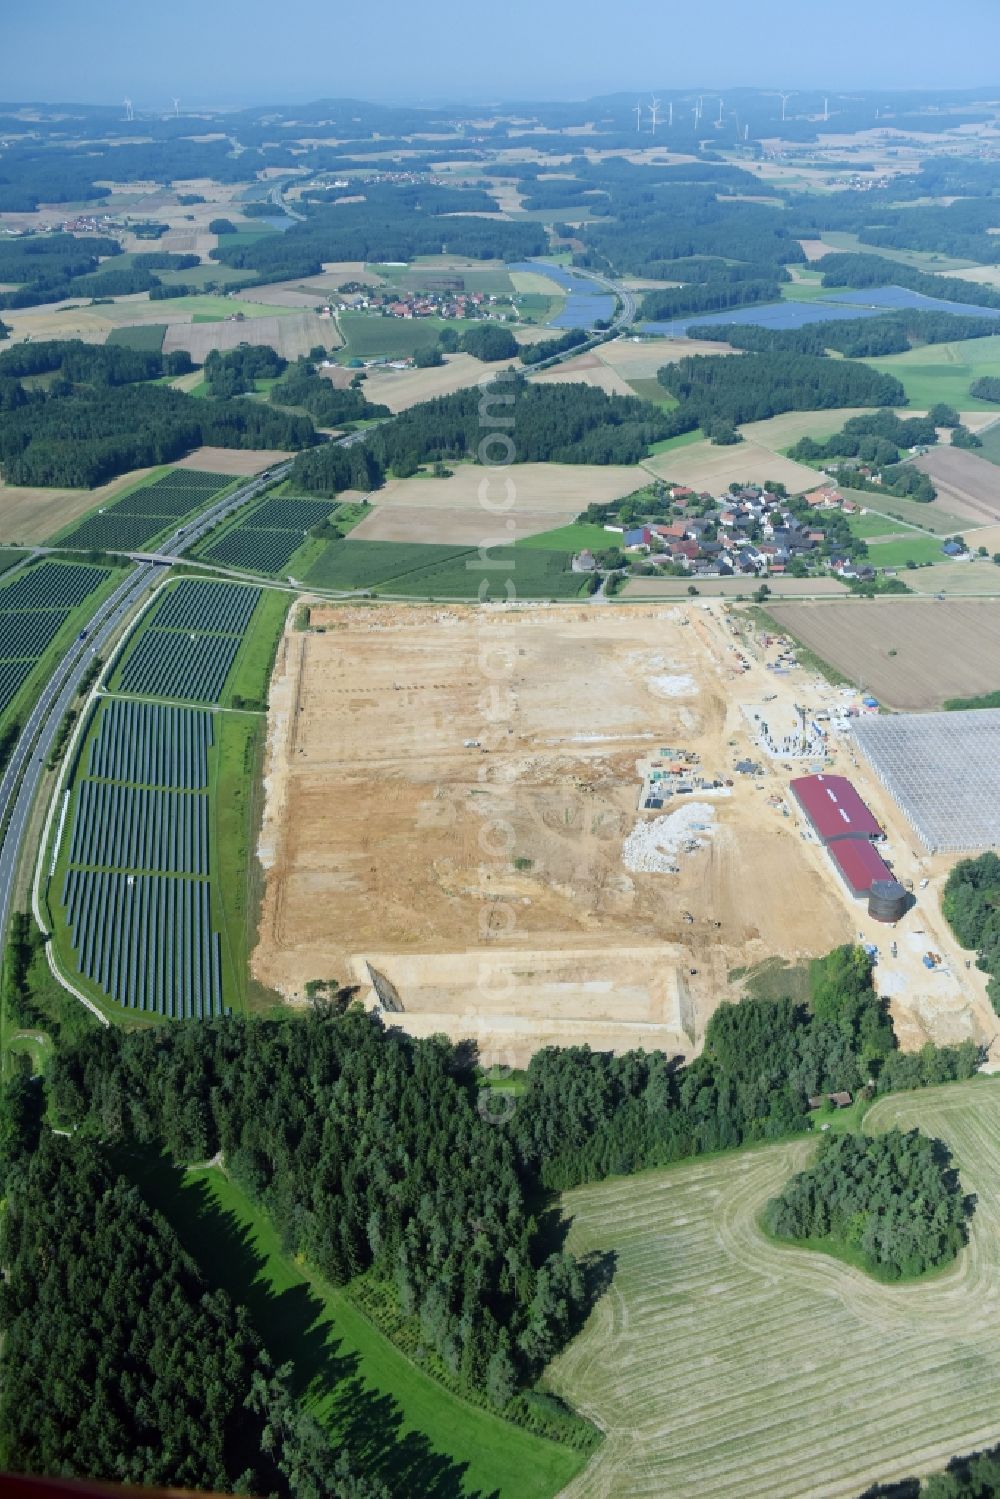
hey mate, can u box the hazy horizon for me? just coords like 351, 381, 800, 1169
7, 0, 1000, 108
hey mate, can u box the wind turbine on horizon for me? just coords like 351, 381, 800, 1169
648, 97, 661, 134
778, 91, 796, 122
635, 100, 643, 133
171, 96, 180, 117
123, 96, 134, 122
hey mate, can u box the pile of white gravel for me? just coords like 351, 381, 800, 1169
649, 672, 697, 698
622, 802, 716, 874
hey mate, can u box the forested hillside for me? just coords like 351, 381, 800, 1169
0, 339, 314, 487
0, 1114, 382, 1498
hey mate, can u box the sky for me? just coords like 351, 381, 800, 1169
5, 0, 1000, 107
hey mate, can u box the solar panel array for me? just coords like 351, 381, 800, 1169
852, 710, 1000, 852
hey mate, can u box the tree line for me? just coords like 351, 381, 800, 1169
49, 1010, 589, 1409
942, 853, 1000, 1011
689, 308, 1000, 360
0, 1111, 383, 1498
657, 351, 905, 427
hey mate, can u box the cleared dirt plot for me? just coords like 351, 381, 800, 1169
912, 446, 1000, 525
163, 310, 342, 362
596, 335, 736, 384
0, 467, 159, 544
253, 604, 851, 1061
529, 357, 634, 398
548, 1079, 1000, 1499
623, 576, 849, 600
172, 446, 288, 476
355, 353, 492, 413
643, 436, 824, 494
348, 463, 641, 545
767, 599, 1000, 709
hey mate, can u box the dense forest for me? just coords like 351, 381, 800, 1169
0, 337, 314, 486
942, 853, 1000, 1010
50, 1010, 587, 1405
359, 378, 672, 474
269, 360, 390, 425
762, 1128, 968, 1279
509, 946, 978, 1191
970, 376, 1000, 402
519, 327, 590, 366
789, 410, 939, 468
690, 308, 1000, 360
657, 351, 905, 426
203, 343, 288, 398
642, 277, 783, 322
814, 253, 1000, 311
0, 1112, 381, 1497
210, 191, 547, 283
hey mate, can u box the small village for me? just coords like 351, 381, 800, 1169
574, 481, 970, 583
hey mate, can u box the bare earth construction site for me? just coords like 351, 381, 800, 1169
254, 602, 854, 1062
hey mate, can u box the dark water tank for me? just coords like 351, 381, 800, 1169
868, 879, 908, 924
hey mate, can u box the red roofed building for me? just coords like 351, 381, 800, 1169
828, 838, 894, 897
790, 774, 883, 843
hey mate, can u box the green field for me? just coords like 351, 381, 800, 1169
864, 335, 1000, 410
157, 263, 259, 289
844, 509, 919, 539
127, 1156, 584, 1499
836, 487, 970, 536
547, 1078, 1000, 1499
518, 522, 614, 551
107, 323, 167, 352
646, 427, 703, 456
626, 376, 679, 409
969, 420, 1000, 467
337, 312, 478, 360
304, 538, 586, 598
157, 294, 295, 322
866, 535, 949, 567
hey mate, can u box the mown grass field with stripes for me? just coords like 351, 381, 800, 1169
54, 468, 233, 552
547, 1078, 1000, 1499
48, 578, 292, 1022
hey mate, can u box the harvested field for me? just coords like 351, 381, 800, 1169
530, 361, 634, 398
356, 353, 492, 413
912, 446, 1000, 524
162, 310, 342, 361
767, 598, 1000, 709
623, 576, 849, 599
905, 561, 1000, 596
253, 603, 852, 1062
596, 336, 736, 382
643, 437, 823, 495
548, 1078, 1000, 1499
347, 463, 641, 545
171, 447, 288, 476
0, 468, 157, 544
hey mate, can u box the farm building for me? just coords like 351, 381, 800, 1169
790, 774, 883, 844
827, 838, 895, 898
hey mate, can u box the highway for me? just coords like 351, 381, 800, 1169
0, 459, 291, 953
